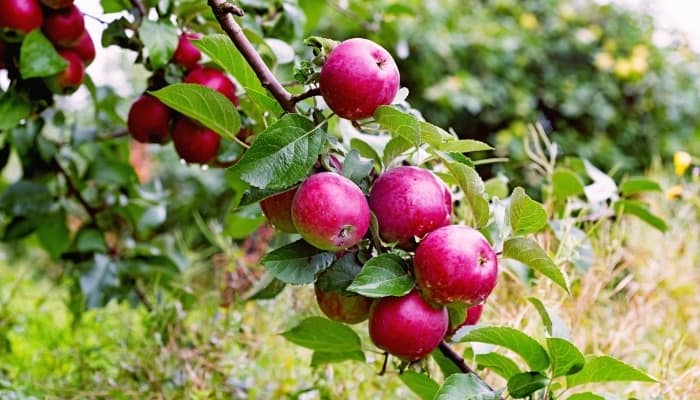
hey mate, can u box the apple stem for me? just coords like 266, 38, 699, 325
379, 352, 389, 376
437, 340, 504, 399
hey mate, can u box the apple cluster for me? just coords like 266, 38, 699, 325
126, 33, 243, 165
0, 0, 95, 94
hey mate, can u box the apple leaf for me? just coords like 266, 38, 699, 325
260, 239, 334, 284
139, 19, 178, 70
228, 114, 326, 190
399, 371, 440, 400
502, 237, 569, 293
552, 168, 585, 200
19, 30, 67, 79
567, 393, 606, 400
566, 355, 656, 387
613, 199, 668, 232
476, 352, 522, 380
347, 253, 414, 298
527, 297, 553, 335
547, 337, 585, 378
382, 136, 413, 166
316, 253, 363, 293
458, 326, 550, 371
150, 83, 240, 140
310, 350, 365, 367
193, 34, 264, 93
433, 373, 500, 400
374, 105, 420, 147
507, 372, 548, 398
281, 316, 362, 352
619, 177, 662, 196
342, 150, 374, 186
0, 88, 32, 131
418, 120, 450, 147
350, 138, 382, 169
446, 162, 489, 228
438, 139, 493, 153
509, 187, 547, 235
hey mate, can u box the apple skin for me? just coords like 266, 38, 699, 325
184, 67, 239, 106
171, 117, 221, 164
127, 94, 172, 144
314, 285, 372, 324
42, 4, 85, 47
369, 290, 448, 361
260, 187, 298, 233
319, 38, 399, 120
291, 172, 370, 251
44, 49, 84, 94
60, 31, 94, 65
39, 0, 73, 10
172, 32, 202, 70
369, 166, 452, 248
446, 303, 484, 339
414, 225, 498, 306
0, 0, 44, 39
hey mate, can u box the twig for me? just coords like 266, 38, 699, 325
54, 159, 102, 220
133, 281, 153, 312
438, 341, 503, 397
131, 0, 146, 18
290, 87, 321, 104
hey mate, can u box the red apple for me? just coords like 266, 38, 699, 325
39, 0, 73, 10
42, 4, 84, 47
44, 49, 84, 94
127, 94, 172, 144
291, 172, 370, 251
446, 303, 484, 339
369, 290, 448, 361
414, 225, 498, 306
60, 31, 94, 65
369, 166, 452, 248
184, 67, 239, 106
171, 117, 221, 164
172, 32, 201, 70
0, 0, 43, 40
319, 38, 400, 120
260, 187, 298, 233
314, 285, 372, 324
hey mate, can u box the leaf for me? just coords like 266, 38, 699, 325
374, 105, 420, 147
446, 162, 489, 228
101, 0, 131, 13
281, 316, 362, 352
0, 181, 53, 216
438, 139, 493, 153
433, 373, 499, 400
476, 352, 521, 380
193, 34, 265, 93
508, 187, 547, 235
260, 239, 335, 284
458, 326, 550, 371
484, 177, 509, 200
447, 303, 468, 330
566, 355, 656, 387
342, 150, 374, 185
613, 199, 668, 232
36, 212, 70, 259
150, 83, 241, 140
383, 136, 413, 166
507, 372, 548, 398
566, 393, 606, 400
139, 19, 178, 69
350, 138, 382, 168
432, 348, 462, 378
552, 168, 585, 200
347, 254, 414, 298
502, 238, 569, 293
0, 88, 31, 130
316, 253, 363, 293
418, 120, 451, 147
527, 297, 553, 335
547, 338, 585, 378
619, 177, 662, 196
75, 228, 108, 253
224, 203, 265, 239
310, 350, 365, 367
80, 254, 120, 309
228, 114, 326, 190
19, 30, 67, 78
241, 272, 286, 301
399, 371, 440, 400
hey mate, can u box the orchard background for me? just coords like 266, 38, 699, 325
1, 0, 700, 399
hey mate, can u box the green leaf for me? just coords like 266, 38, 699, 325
342, 150, 374, 185
346, 253, 414, 298
100, 0, 131, 13
374, 106, 420, 146
527, 297, 553, 335
433, 373, 499, 400
260, 239, 334, 284
150, 83, 240, 140
507, 372, 548, 398
75, 228, 108, 253
139, 19, 178, 69
137, 204, 167, 233
383, 136, 413, 166
613, 199, 668, 232
350, 138, 382, 168
228, 114, 326, 190
80, 254, 119, 309
566, 355, 656, 387
399, 372, 439, 400
431, 348, 462, 378
281, 316, 362, 352
418, 121, 451, 147
458, 327, 550, 371
0, 181, 53, 216
36, 212, 70, 259
566, 393, 606, 400
19, 30, 67, 78
246, 88, 284, 118
316, 253, 363, 293
310, 350, 365, 367
0, 89, 31, 130
552, 168, 585, 200
224, 203, 265, 239
508, 187, 547, 235
241, 272, 286, 301
193, 34, 264, 93
547, 338, 585, 377
447, 303, 468, 330
619, 177, 662, 196
438, 139, 493, 153
476, 352, 521, 380
502, 237, 569, 293
446, 162, 489, 228
484, 177, 509, 200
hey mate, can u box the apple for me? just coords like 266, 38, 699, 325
446, 303, 484, 339
127, 94, 172, 144
172, 32, 202, 70
39, 0, 73, 10
44, 49, 84, 94
314, 285, 372, 324
60, 31, 94, 65
184, 67, 239, 106
260, 187, 298, 233
414, 225, 498, 306
171, 117, 221, 164
0, 0, 43, 40
369, 290, 448, 361
291, 172, 370, 251
369, 166, 452, 248
42, 4, 85, 47
319, 38, 400, 120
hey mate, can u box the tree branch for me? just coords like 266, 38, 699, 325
290, 87, 321, 104
54, 159, 102, 220
438, 341, 503, 397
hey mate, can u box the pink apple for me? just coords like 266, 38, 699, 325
171, 117, 221, 164
260, 187, 298, 233
59, 31, 95, 66
314, 284, 372, 324
0, 0, 43, 39
44, 49, 84, 94
127, 94, 172, 144
42, 4, 85, 47
184, 67, 239, 106
446, 303, 484, 339
172, 32, 202, 70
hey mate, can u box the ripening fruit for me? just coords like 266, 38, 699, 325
171, 117, 221, 164
314, 285, 372, 324
42, 4, 85, 47
44, 49, 84, 94
369, 290, 448, 361
0, 0, 44, 40
39, 0, 73, 10
260, 187, 298, 233
172, 32, 202, 70
414, 225, 498, 306
291, 172, 370, 251
184, 67, 239, 106
127, 94, 172, 144
60, 31, 95, 66
319, 38, 400, 120
369, 166, 452, 248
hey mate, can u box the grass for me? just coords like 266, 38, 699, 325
0, 166, 698, 399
